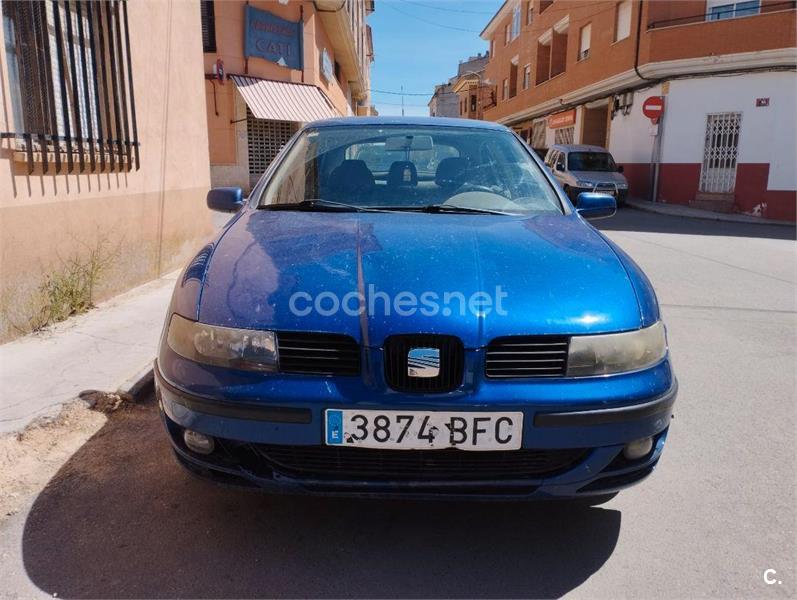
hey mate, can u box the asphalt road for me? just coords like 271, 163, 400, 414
1, 209, 795, 599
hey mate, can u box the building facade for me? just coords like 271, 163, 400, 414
202, 0, 376, 191
429, 53, 492, 120
452, 53, 492, 120
0, 0, 213, 343
481, 0, 796, 220
428, 80, 459, 117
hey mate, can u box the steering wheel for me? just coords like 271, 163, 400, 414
453, 183, 500, 195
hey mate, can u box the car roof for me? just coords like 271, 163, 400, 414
550, 144, 610, 153
305, 116, 510, 131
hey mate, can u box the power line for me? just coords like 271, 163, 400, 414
382, 2, 483, 32
374, 99, 432, 107
370, 84, 494, 97
399, 0, 496, 15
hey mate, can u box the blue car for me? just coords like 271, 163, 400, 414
155, 117, 676, 503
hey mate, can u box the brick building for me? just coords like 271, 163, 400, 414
428, 53, 491, 119
452, 53, 491, 120
202, 0, 376, 191
480, 0, 796, 220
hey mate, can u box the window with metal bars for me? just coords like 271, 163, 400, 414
554, 126, 574, 145
200, 1, 216, 53
1, 0, 139, 174
531, 120, 546, 150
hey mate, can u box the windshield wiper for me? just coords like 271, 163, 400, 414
381, 204, 512, 216
261, 199, 390, 213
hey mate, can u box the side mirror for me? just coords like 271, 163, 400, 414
207, 187, 244, 213
555, 162, 565, 172
576, 192, 616, 220
617, 165, 624, 174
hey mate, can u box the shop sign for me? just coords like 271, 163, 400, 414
244, 6, 303, 70
548, 109, 576, 129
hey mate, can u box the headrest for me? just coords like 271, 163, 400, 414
387, 161, 418, 188
435, 157, 467, 189
328, 160, 375, 194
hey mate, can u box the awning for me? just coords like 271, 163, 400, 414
230, 75, 340, 123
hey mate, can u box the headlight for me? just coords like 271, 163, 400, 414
576, 180, 594, 188
567, 321, 667, 376
166, 314, 278, 371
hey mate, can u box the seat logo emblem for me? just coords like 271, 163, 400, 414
407, 347, 440, 378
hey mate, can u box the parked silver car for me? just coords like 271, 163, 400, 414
544, 144, 628, 206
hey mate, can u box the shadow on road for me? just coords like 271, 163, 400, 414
598, 207, 796, 240
22, 396, 621, 598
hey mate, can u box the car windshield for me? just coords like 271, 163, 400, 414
257, 125, 563, 215
567, 151, 617, 172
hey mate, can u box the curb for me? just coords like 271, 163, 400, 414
626, 199, 794, 227
117, 362, 155, 400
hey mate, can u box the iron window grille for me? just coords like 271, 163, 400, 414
1, 0, 139, 174
554, 126, 574, 145
531, 120, 546, 149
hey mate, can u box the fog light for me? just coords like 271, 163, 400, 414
623, 437, 653, 460
183, 429, 215, 455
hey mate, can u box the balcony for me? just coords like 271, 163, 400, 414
642, 1, 796, 65
647, 0, 795, 29
315, 0, 371, 100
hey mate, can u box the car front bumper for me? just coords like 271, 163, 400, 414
155, 361, 676, 500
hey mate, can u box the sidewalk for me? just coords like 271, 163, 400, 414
0, 272, 178, 434
626, 197, 795, 226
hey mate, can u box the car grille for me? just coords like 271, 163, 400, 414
384, 334, 464, 393
277, 332, 360, 375
594, 182, 618, 196
252, 444, 588, 481
485, 336, 569, 378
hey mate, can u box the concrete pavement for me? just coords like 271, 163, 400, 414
0, 272, 178, 434
0, 208, 794, 598
626, 197, 795, 226
0, 211, 234, 435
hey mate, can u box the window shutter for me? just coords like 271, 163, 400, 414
579, 24, 591, 60
615, 1, 632, 41
201, 1, 216, 53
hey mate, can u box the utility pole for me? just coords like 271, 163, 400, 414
401, 85, 404, 116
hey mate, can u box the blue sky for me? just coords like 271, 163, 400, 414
368, 0, 502, 116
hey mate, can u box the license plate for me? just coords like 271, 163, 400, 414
325, 409, 523, 451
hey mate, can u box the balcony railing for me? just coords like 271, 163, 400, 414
648, 0, 795, 29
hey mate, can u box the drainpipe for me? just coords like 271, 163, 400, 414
633, 0, 656, 84
634, 0, 661, 202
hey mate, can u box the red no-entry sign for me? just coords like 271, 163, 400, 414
642, 96, 665, 121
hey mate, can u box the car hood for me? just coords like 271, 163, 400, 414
570, 171, 627, 185
198, 210, 642, 348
